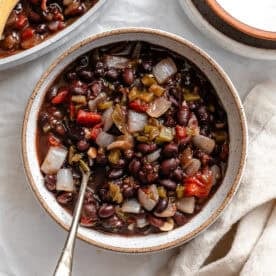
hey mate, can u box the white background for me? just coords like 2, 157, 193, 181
0, 0, 276, 275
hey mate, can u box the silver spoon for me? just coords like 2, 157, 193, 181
54, 169, 90, 276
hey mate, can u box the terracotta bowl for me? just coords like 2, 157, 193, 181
22, 28, 247, 253
0, 0, 106, 71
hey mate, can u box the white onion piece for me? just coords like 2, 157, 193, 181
211, 165, 221, 186
128, 110, 148, 133
95, 131, 115, 148
122, 199, 141, 214
159, 218, 174, 232
153, 57, 177, 84
41, 146, 67, 174
88, 93, 106, 111
102, 107, 114, 131
56, 168, 74, 192
176, 197, 195, 214
138, 185, 159, 211
185, 158, 201, 176
103, 55, 129, 69
192, 134, 215, 154
146, 97, 171, 118
136, 217, 149, 228
146, 149, 161, 163
154, 203, 176, 218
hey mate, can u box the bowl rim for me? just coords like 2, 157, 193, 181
206, 0, 276, 41
0, 0, 106, 71
22, 27, 248, 253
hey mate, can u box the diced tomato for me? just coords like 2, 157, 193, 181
48, 134, 61, 147
51, 88, 69, 104
90, 123, 102, 140
69, 102, 75, 120
21, 27, 35, 41
76, 110, 102, 126
16, 14, 28, 29
175, 125, 187, 140
80, 216, 95, 227
128, 99, 148, 113
184, 169, 213, 198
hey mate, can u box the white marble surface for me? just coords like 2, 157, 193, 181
0, 0, 275, 275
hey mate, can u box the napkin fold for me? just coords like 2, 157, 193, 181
169, 81, 276, 276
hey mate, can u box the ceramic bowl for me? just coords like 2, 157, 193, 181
0, 0, 106, 71
22, 28, 247, 253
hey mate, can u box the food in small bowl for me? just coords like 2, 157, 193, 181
0, 0, 105, 70
23, 28, 247, 252
0, 0, 98, 57
37, 41, 229, 235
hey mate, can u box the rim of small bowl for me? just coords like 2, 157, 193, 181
22, 27, 247, 253
0, 0, 106, 71
206, 0, 276, 41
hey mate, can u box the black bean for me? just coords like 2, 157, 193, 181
128, 159, 141, 175
90, 81, 102, 96
122, 68, 134, 85
110, 159, 125, 169
55, 124, 66, 136
159, 179, 177, 190
98, 188, 110, 202
123, 186, 135, 198
102, 215, 123, 229
141, 60, 152, 72
147, 215, 164, 228
39, 111, 49, 127
46, 86, 58, 101
163, 143, 178, 157
155, 198, 169, 213
196, 105, 209, 122
107, 169, 123, 179
95, 61, 105, 77
65, 71, 78, 82
177, 107, 190, 126
98, 204, 115, 218
77, 139, 89, 151
173, 211, 188, 226
124, 149, 134, 160
70, 80, 88, 95
105, 68, 119, 80
96, 153, 107, 166
78, 69, 94, 82
160, 158, 179, 176
136, 143, 157, 154
36, 24, 48, 34
82, 204, 97, 220
172, 167, 184, 182
44, 174, 56, 191
57, 192, 73, 205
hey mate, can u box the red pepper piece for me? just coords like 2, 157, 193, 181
175, 125, 187, 140
16, 14, 28, 29
184, 169, 213, 198
48, 134, 61, 147
76, 110, 102, 126
90, 123, 102, 140
51, 88, 69, 104
129, 99, 148, 113
21, 27, 35, 41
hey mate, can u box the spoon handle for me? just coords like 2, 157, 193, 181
54, 171, 90, 276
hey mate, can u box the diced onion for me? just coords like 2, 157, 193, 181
146, 97, 171, 118
41, 146, 67, 174
192, 134, 215, 154
138, 185, 159, 211
102, 107, 114, 131
103, 55, 129, 69
128, 110, 148, 133
146, 149, 161, 163
153, 57, 177, 84
176, 197, 195, 214
95, 131, 115, 148
136, 217, 149, 228
56, 168, 74, 192
122, 199, 141, 214
211, 165, 221, 186
88, 93, 106, 111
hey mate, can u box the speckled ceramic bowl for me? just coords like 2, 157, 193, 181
0, 0, 106, 71
22, 28, 247, 253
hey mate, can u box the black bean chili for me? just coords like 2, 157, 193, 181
37, 41, 229, 235
0, 0, 98, 57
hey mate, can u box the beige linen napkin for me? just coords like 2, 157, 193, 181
168, 81, 276, 276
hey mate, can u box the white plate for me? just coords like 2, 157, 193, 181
0, 0, 106, 71
178, 0, 276, 60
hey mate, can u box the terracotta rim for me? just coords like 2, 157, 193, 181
206, 0, 276, 41
22, 27, 247, 253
